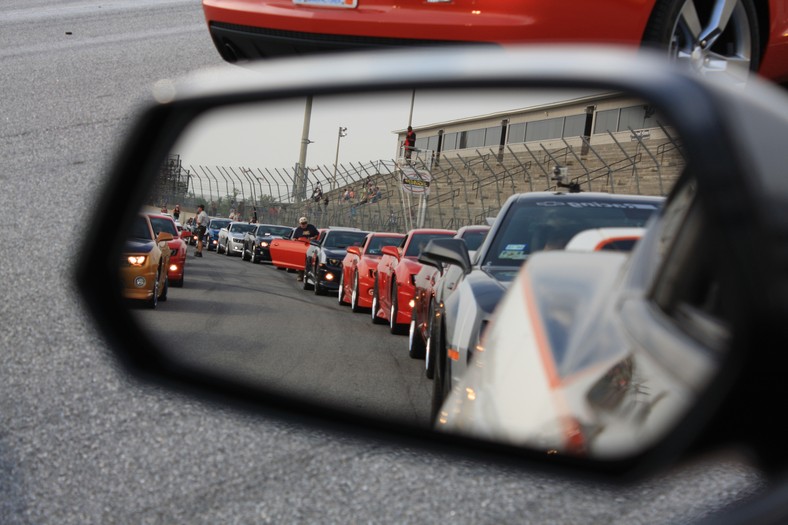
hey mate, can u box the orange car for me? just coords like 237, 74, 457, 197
338, 231, 406, 312
371, 228, 455, 334
202, 0, 788, 85
120, 215, 173, 309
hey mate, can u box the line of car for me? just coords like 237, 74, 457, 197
263, 188, 665, 429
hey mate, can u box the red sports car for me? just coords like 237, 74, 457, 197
409, 224, 491, 362
202, 0, 788, 85
338, 231, 406, 312
371, 228, 455, 334
146, 213, 188, 287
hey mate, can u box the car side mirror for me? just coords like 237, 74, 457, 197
76, 45, 788, 481
420, 238, 471, 275
381, 245, 400, 260
347, 246, 361, 257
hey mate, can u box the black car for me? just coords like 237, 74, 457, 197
303, 227, 369, 295
241, 223, 294, 263
421, 191, 664, 421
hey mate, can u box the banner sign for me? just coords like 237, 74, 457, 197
400, 166, 431, 195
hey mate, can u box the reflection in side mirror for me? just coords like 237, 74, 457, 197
81, 47, 788, 475
124, 83, 699, 461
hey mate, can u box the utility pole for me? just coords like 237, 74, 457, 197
332, 126, 347, 191
295, 95, 313, 203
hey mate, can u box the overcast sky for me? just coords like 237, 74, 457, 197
173, 88, 583, 174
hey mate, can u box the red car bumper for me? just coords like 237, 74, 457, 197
202, 0, 654, 61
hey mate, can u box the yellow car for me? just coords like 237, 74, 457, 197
120, 214, 173, 309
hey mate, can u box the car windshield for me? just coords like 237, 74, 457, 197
257, 225, 292, 237
482, 197, 662, 267
129, 216, 152, 241
461, 229, 489, 251
405, 233, 455, 257
366, 235, 404, 255
229, 223, 256, 234
209, 219, 231, 229
324, 231, 368, 249
148, 216, 178, 236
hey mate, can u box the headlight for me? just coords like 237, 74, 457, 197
327, 258, 341, 267
127, 256, 146, 266
260, 241, 269, 248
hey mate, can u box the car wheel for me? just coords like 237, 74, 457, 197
146, 269, 160, 309
643, 0, 760, 84
408, 308, 426, 359
351, 272, 362, 313
242, 246, 250, 261
338, 272, 349, 305
216, 241, 223, 254
430, 321, 449, 423
425, 302, 437, 379
159, 274, 168, 302
371, 282, 385, 325
389, 283, 405, 335
314, 264, 325, 295
302, 261, 314, 291
225, 242, 232, 256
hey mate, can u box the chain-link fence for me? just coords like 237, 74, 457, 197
151, 127, 683, 233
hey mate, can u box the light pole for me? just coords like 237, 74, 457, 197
332, 126, 347, 191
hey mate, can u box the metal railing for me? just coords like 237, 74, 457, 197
153, 130, 683, 232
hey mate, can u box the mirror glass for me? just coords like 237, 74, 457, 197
120, 85, 721, 460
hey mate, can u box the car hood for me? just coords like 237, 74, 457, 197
323, 247, 348, 259
123, 239, 155, 253
439, 251, 677, 458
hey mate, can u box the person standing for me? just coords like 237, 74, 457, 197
172, 204, 181, 222
293, 216, 318, 282
195, 204, 209, 257
404, 126, 416, 160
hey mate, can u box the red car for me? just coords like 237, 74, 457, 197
371, 228, 455, 334
409, 225, 491, 362
147, 213, 188, 287
338, 232, 406, 312
202, 0, 788, 85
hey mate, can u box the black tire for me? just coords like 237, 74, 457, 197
225, 242, 232, 256
242, 245, 251, 261
425, 301, 437, 379
146, 269, 160, 309
159, 274, 168, 302
408, 307, 426, 359
217, 240, 224, 254
338, 272, 349, 305
642, 0, 760, 83
389, 282, 406, 335
314, 263, 325, 295
351, 272, 363, 313
302, 260, 314, 291
430, 319, 451, 423
371, 282, 385, 324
